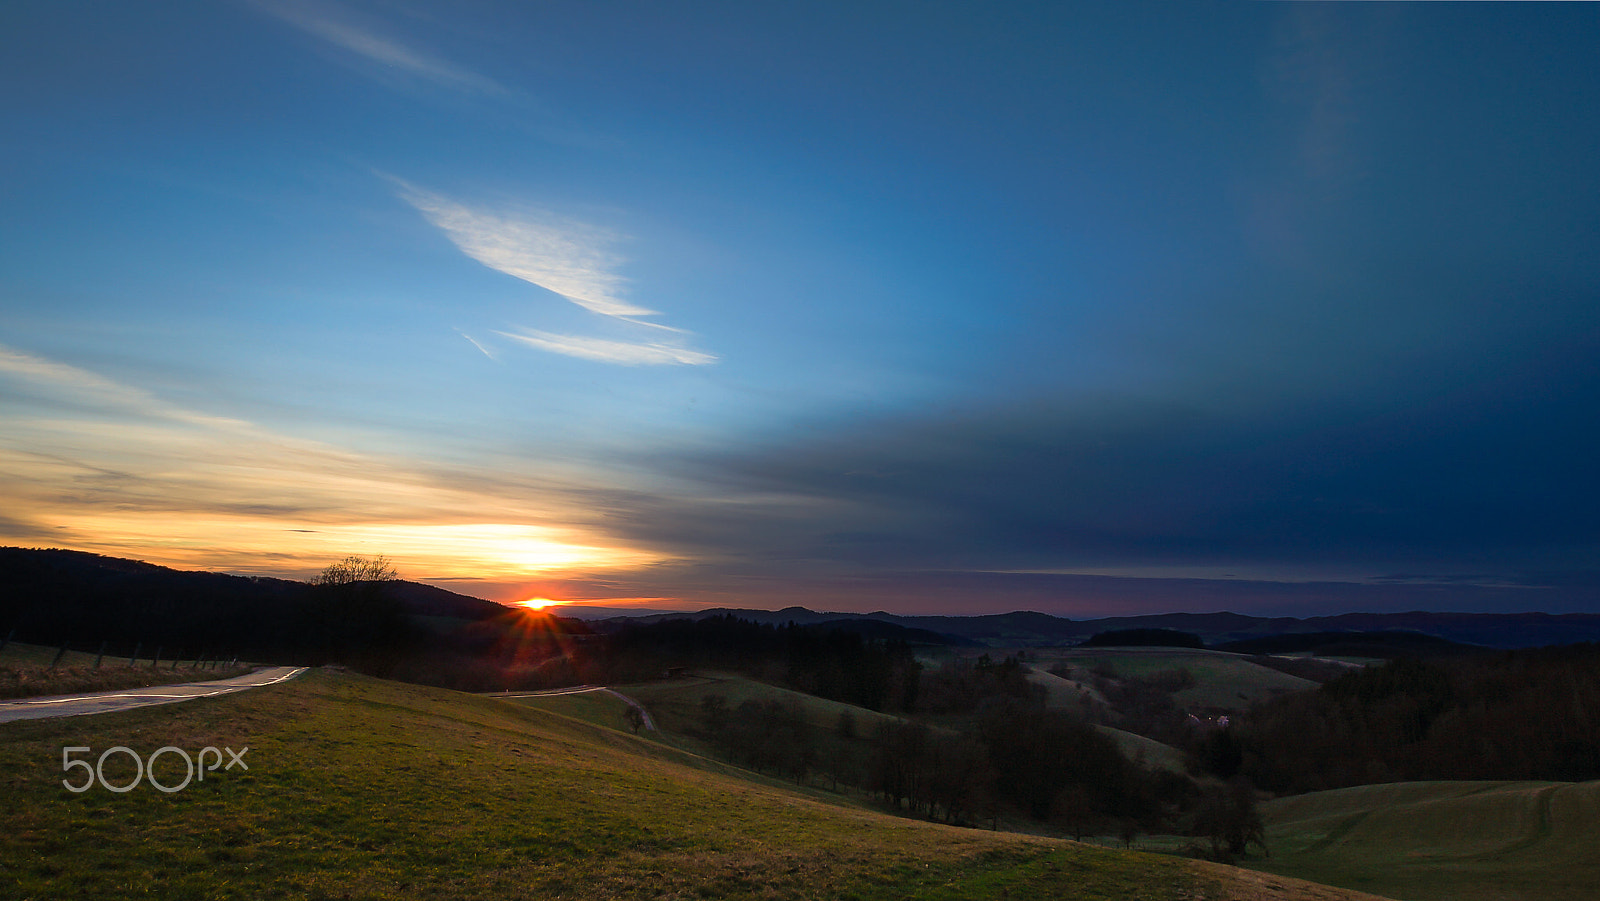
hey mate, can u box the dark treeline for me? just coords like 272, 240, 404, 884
1238, 645, 1600, 793
918, 652, 1036, 714
700, 696, 818, 783
0, 548, 424, 671
1082, 628, 1206, 649
0, 547, 596, 687
862, 695, 1258, 858
601, 615, 922, 711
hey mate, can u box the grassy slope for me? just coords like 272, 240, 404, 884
1023, 666, 1187, 773
0, 669, 1389, 901
501, 689, 639, 733
1254, 780, 1600, 901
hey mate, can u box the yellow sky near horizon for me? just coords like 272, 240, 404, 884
0, 344, 675, 597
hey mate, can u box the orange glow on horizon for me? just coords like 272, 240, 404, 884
515, 597, 561, 611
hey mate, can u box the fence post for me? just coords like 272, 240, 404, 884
95, 640, 107, 669
129, 641, 141, 667
51, 642, 69, 670
151, 646, 162, 669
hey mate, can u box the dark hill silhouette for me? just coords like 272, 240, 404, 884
590, 604, 1600, 650
7, 547, 1600, 678
0, 547, 527, 672
384, 580, 514, 621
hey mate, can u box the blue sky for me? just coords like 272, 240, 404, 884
2, 1, 1598, 616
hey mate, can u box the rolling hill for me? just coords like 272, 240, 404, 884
1255, 780, 1600, 901
0, 666, 1389, 900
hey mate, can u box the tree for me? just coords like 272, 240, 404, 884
623, 705, 645, 734
314, 555, 398, 586
1193, 779, 1267, 860
700, 693, 729, 736
304, 555, 408, 670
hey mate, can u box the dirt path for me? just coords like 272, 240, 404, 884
497, 685, 657, 731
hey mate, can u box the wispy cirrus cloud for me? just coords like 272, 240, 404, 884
497, 328, 716, 366
392, 180, 716, 366
0, 346, 247, 430
255, 0, 504, 95
394, 181, 651, 319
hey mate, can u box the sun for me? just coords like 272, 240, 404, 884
515, 597, 560, 611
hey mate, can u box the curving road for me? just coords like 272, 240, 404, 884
0, 666, 306, 723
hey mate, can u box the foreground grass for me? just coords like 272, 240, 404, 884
0, 669, 1381, 900
1253, 780, 1600, 901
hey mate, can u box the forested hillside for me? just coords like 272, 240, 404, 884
1238, 645, 1600, 793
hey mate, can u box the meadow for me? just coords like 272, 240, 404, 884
1251, 780, 1600, 901
0, 667, 1385, 901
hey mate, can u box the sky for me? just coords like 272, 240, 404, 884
2, 1, 1598, 617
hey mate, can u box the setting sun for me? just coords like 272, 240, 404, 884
515, 597, 560, 611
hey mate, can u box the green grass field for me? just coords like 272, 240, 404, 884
1252, 780, 1600, 901
497, 688, 639, 733
0, 667, 1389, 900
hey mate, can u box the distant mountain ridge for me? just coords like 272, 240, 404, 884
7, 547, 1600, 651
569, 604, 1600, 650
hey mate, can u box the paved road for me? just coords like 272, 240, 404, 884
496, 685, 658, 731
0, 666, 306, 723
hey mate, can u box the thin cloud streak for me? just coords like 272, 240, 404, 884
0, 345, 248, 431
257, 0, 505, 95
394, 181, 654, 319
457, 330, 500, 362
496, 328, 716, 366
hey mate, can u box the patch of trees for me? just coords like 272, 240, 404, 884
918, 654, 1039, 714
1189, 778, 1267, 861
1082, 629, 1205, 649
975, 696, 1156, 827
700, 696, 817, 782
868, 720, 993, 825
1237, 645, 1600, 793
860, 690, 1250, 853
1068, 661, 1198, 747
